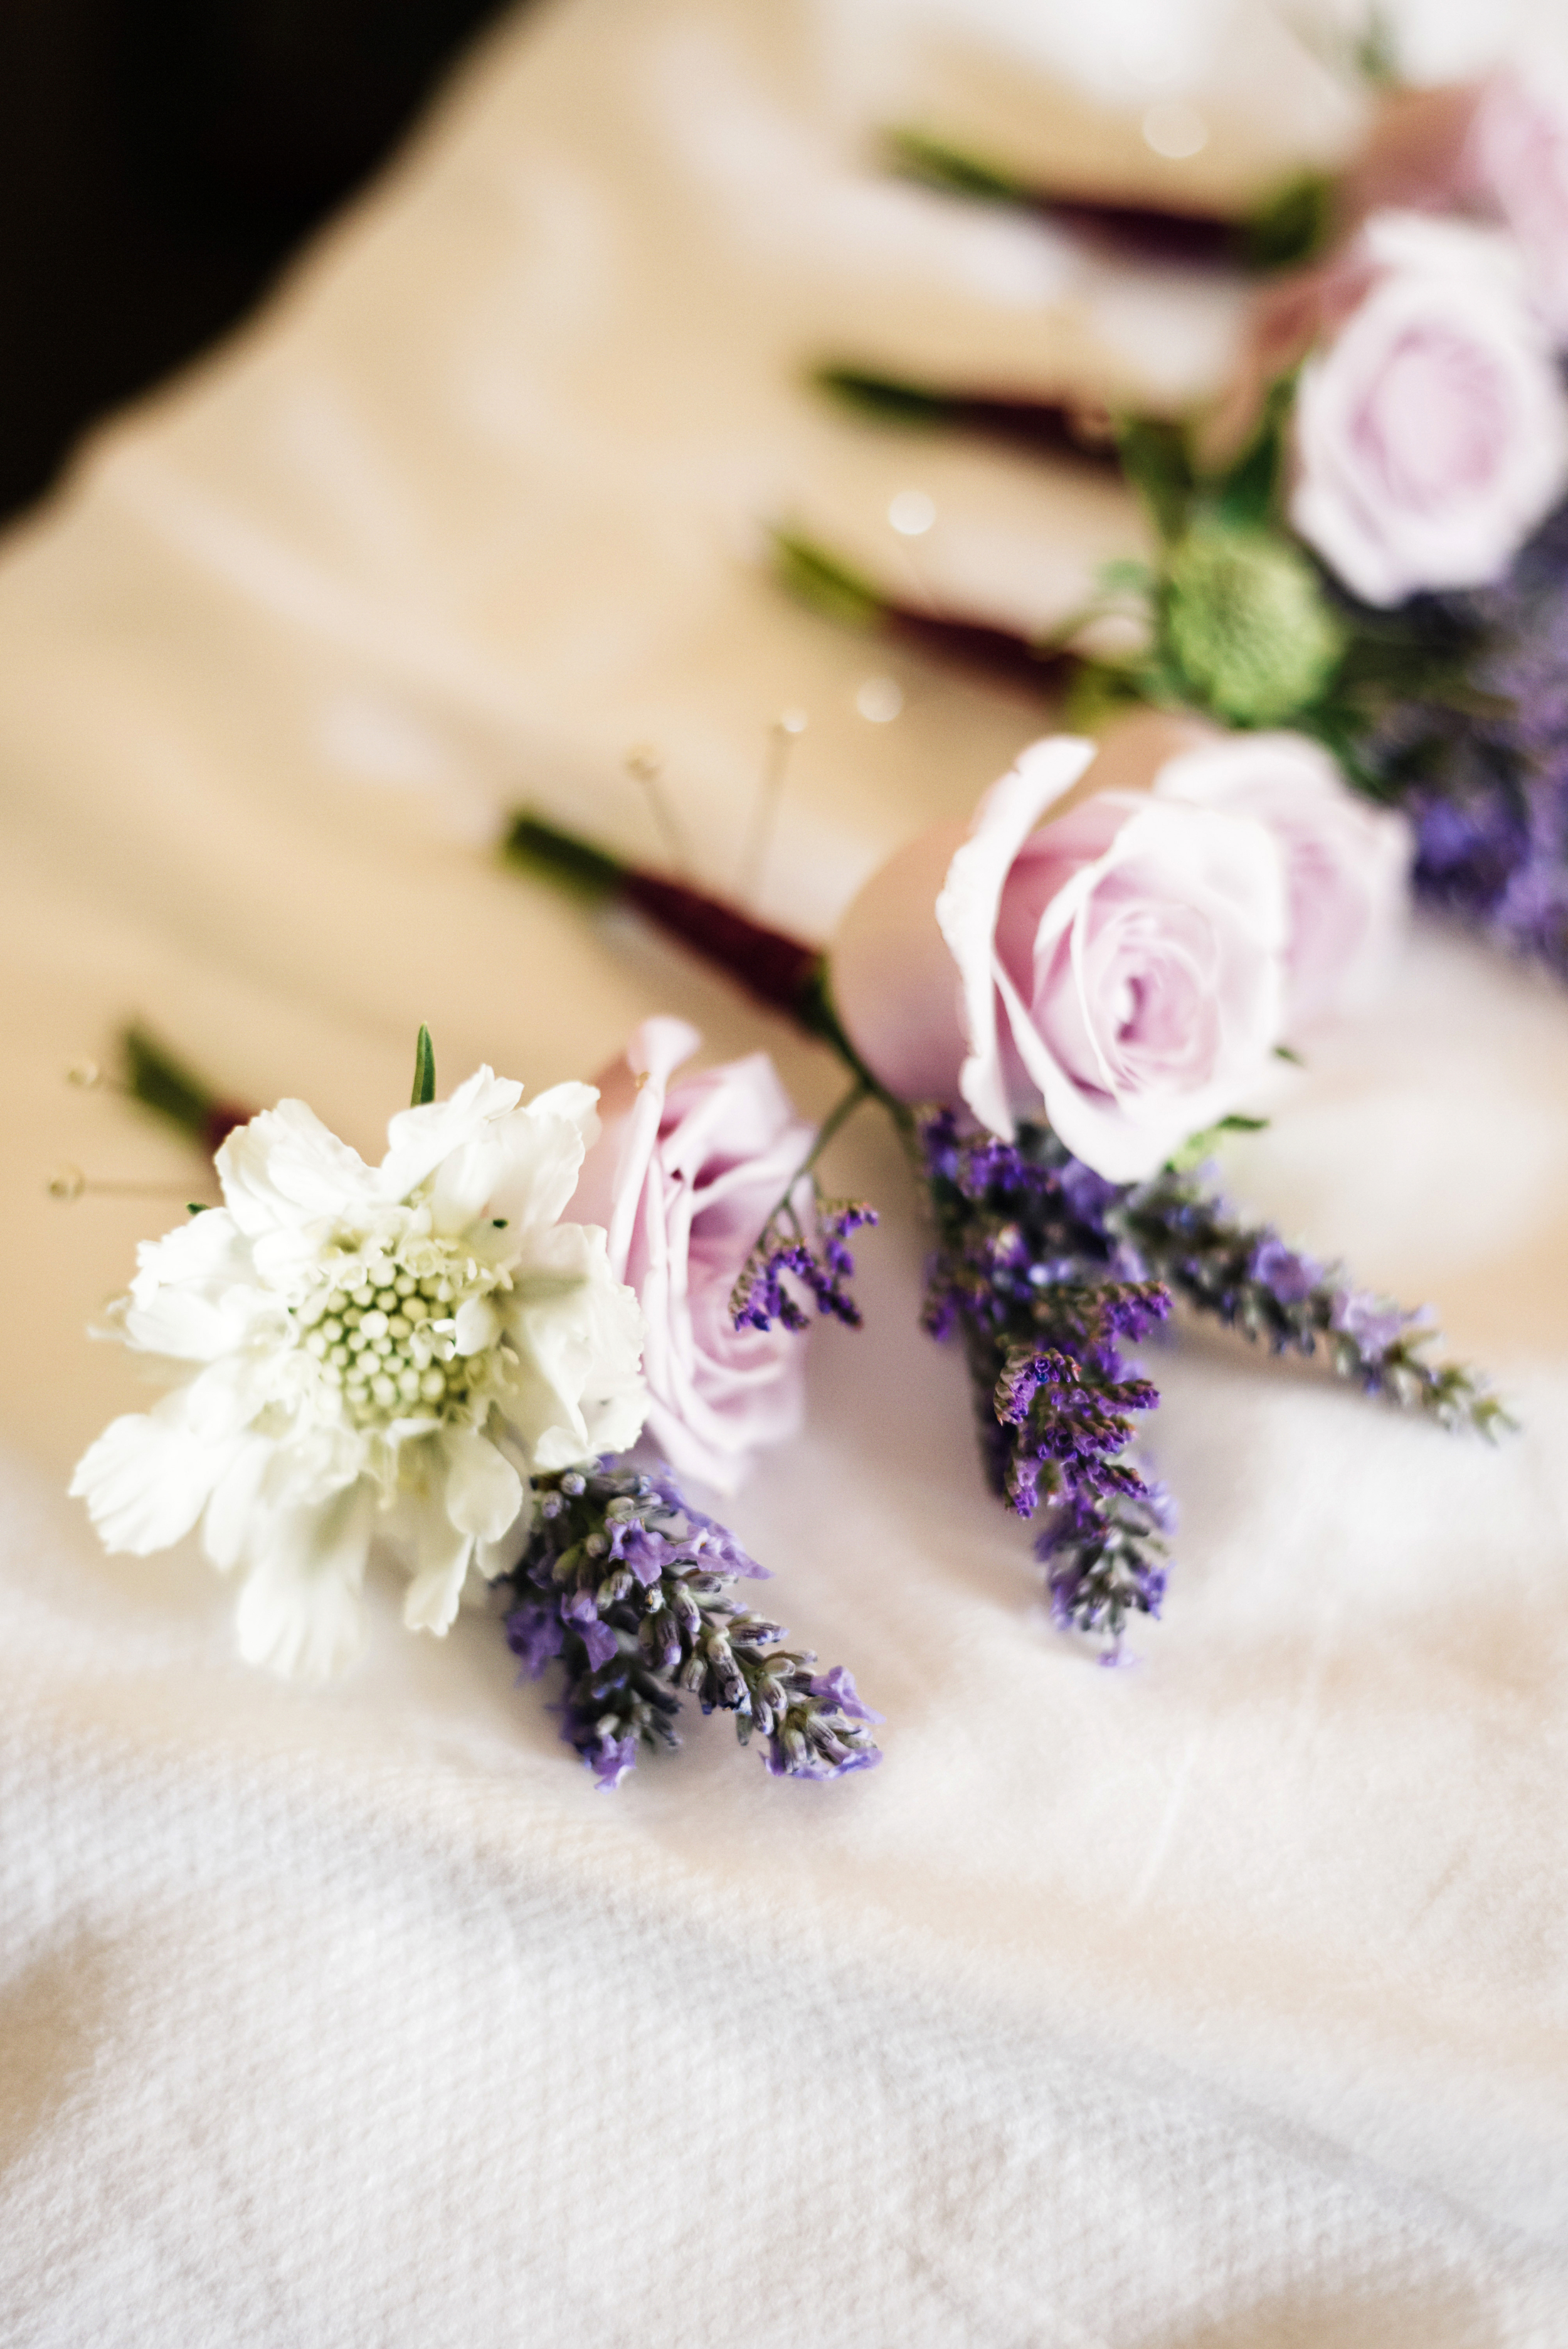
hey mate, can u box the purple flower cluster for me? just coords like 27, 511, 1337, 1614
1392, 502, 1568, 978
916, 1108, 1506, 1648
1111, 1159, 1506, 1430
502, 1463, 882, 1787
731, 1199, 877, 1333
918, 1110, 1175, 1653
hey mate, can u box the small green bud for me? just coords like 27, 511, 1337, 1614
1165, 521, 1345, 725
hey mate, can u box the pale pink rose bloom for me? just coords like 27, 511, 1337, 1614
832, 736, 1289, 1183
1153, 731, 1412, 1033
1465, 63, 1568, 342
1290, 213, 1568, 607
571, 1017, 813, 1495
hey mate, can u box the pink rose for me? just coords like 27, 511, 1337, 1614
1289, 212, 1568, 607
831, 735, 1288, 1182
1152, 729, 1412, 1034
1465, 64, 1568, 343
571, 1017, 813, 1495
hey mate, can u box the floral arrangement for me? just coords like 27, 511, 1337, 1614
69, 1025, 881, 1788
507, 719, 1506, 1658
780, 50, 1568, 983
65, 48, 1534, 1766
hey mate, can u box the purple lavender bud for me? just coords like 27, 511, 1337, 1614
1059, 1159, 1122, 1224
806, 1663, 884, 1724
578, 1617, 619, 1671
1330, 1286, 1415, 1359
586, 1731, 640, 1791
1251, 1235, 1323, 1305
505, 1598, 566, 1679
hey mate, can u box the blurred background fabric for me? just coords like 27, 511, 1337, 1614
0, 0, 519, 520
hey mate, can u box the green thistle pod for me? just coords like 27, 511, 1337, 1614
1165, 521, 1346, 726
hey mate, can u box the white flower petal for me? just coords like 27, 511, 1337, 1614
401, 1515, 472, 1637
234, 1482, 374, 1680
217, 1100, 381, 1238
122, 1285, 249, 1363
70, 1401, 226, 1556
201, 1435, 275, 1573
442, 1424, 525, 1544
504, 1224, 646, 1469
378, 1066, 525, 1202
479, 1091, 601, 1249
453, 1296, 501, 1357
129, 1206, 250, 1307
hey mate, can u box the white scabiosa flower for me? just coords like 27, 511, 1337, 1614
72, 1067, 647, 1680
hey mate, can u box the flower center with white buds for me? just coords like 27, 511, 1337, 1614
291, 1231, 514, 1431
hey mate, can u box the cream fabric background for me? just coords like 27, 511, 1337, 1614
3, 2, 1567, 2341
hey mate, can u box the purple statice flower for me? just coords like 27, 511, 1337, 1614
500, 1461, 881, 1786
732, 1198, 877, 1334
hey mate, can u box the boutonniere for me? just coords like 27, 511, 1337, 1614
67, 1026, 881, 1788
509, 724, 1507, 1656
780, 103, 1568, 981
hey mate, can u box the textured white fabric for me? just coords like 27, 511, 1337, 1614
3, 2, 1568, 2342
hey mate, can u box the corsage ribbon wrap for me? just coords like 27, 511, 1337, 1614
71, 1029, 881, 1787
509, 717, 1505, 1654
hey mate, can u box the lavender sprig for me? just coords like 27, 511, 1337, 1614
919, 1110, 1175, 1654
502, 1464, 882, 1787
916, 1107, 1507, 1645
732, 1197, 878, 1333
729, 1073, 880, 1334
1106, 1164, 1511, 1436
1387, 501, 1568, 980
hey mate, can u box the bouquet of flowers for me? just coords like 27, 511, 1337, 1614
69, 1023, 881, 1789
507, 719, 1507, 1658
779, 47, 1568, 981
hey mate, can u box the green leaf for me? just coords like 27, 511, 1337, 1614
770, 528, 886, 630
1114, 417, 1194, 548
122, 1024, 222, 1145
1167, 1113, 1269, 1172
884, 127, 1029, 206
1355, 4, 1402, 88
813, 366, 958, 428
1061, 657, 1159, 733
1206, 376, 1296, 531
503, 812, 627, 900
410, 1025, 436, 1108
1240, 171, 1335, 272
1095, 556, 1158, 599
186, 1202, 211, 1216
